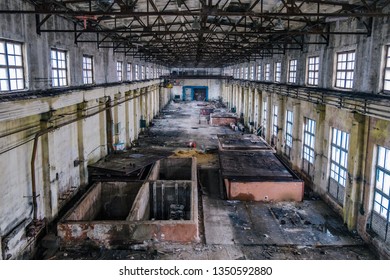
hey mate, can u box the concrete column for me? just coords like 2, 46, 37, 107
266, 93, 272, 143
240, 87, 245, 119
113, 95, 119, 146
256, 89, 262, 129
97, 98, 105, 158
292, 101, 301, 170
251, 88, 256, 129
124, 90, 131, 147
76, 102, 87, 186
276, 97, 286, 152
40, 114, 56, 219
313, 104, 326, 190
244, 87, 250, 125
230, 85, 233, 107
343, 113, 367, 230
232, 85, 236, 110
134, 90, 140, 138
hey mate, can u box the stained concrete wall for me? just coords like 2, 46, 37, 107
0, 0, 170, 259
222, 14, 390, 258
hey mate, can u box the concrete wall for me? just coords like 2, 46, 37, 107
222, 14, 390, 258
0, 0, 171, 259
170, 79, 223, 100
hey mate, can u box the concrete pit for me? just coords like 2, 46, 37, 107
57, 157, 199, 248
65, 181, 143, 221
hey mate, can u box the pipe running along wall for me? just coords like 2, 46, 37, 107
30, 89, 153, 221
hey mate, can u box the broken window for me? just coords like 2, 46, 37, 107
0, 40, 25, 91
275, 62, 281, 83
127, 63, 132, 81
117, 61, 123, 82
307, 56, 319, 86
257, 65, 262, 81
328, 128, 349, 205
285, 110, 293, 157
371, 146, 390, 241
335, 50, 355, 89
265, 63, 271, 81
82, 55, 93, 85
303, 117, 316, 164
288, 59, 297, 84
51, 49, 68, 87
384, 46, 390, 92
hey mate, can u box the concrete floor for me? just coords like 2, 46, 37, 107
44, 101, 377, 260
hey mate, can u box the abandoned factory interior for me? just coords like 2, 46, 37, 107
0, 0, 390, 261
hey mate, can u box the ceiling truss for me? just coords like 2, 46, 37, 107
1, 0, 389, 67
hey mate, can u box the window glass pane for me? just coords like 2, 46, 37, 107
385, 149, 390, 170
8, 56, 16, 66
378, 147, 386, 167
0, 54, 6, 65
0, 68, 7, 79
17, 79, 24, 89
0, 79, 8, 90
7, 43, 15, 55
10, 79, 17, 90
377, 171, 384, 191
383, 174, 390, 196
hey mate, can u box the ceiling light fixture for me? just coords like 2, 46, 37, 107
273, 18, 285, 31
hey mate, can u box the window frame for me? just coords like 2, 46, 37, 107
329, 128, 349, 187
288, 59, 297, 84
307, 56, 320, 86
273, 105, 278, 137
82, 55, 94, 85
274, 62, 281, 83
373, 146, 390, 219
141, 65, 145, 79
371, 146, 390, 242
257, 65, 262, 81
285, 110, 293, 148
383, 45, 390, 93
335, 50, 355, 89
303, 117, 316, 164
264, 63, 271, 81
262, 99, 267, 138
135, 64, 139, 80
0, 39, 25, 92
127, 63, 132, 81
51, 48, 68, 88
116, 61, 123, 82
250, 65, 254, 80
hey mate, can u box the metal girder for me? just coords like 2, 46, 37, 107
4, 0, 390, 67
